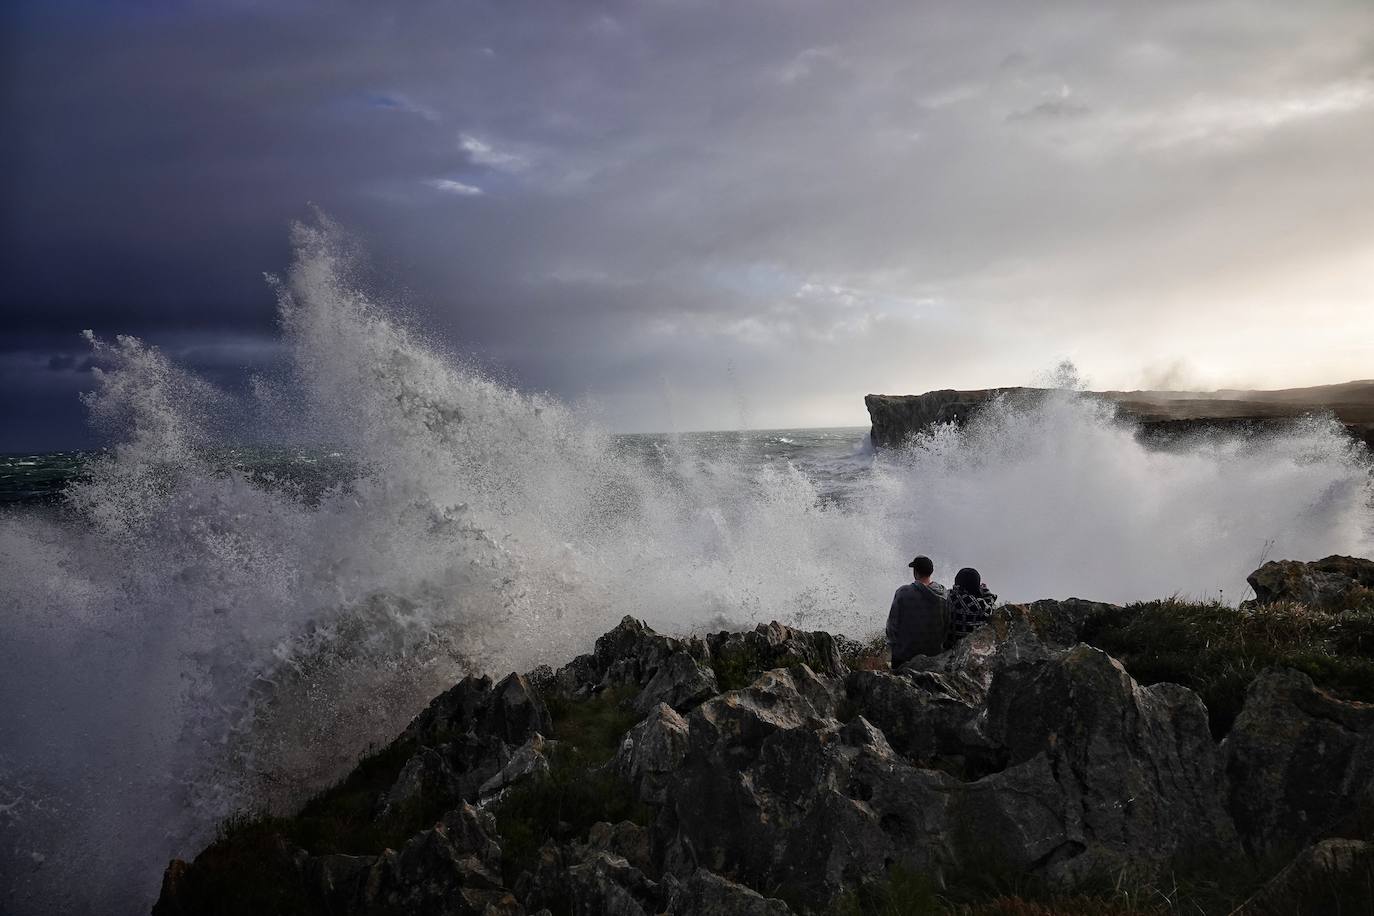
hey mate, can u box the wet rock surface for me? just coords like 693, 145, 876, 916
1225, 667, 1374, 862
1243, 554, 1374, 609
154, 563, 1374, 914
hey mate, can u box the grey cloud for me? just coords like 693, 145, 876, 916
4, 0, 1374, 446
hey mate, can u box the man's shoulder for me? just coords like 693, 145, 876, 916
928, 581, 948, 597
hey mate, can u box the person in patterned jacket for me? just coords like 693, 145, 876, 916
947, 566, 997, 648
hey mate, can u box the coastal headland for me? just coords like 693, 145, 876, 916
865, 380, 1374, 451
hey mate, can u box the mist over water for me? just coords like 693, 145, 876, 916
2, 218, 1371, 914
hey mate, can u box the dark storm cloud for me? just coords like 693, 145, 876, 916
3, 0, 1373, 446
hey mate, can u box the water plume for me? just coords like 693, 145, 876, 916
0, 216, 1369, 914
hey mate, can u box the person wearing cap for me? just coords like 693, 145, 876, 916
885, 555, 948, 669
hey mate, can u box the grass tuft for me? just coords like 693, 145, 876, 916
1081, 598, 1374, 737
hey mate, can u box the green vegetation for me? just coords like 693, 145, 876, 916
1081, 598, 1374, 737
711, 643, 769, 691
494, 685, 651, 884
544, 684, 644, 764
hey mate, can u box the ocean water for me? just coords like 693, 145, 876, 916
2, 217, 1371, 915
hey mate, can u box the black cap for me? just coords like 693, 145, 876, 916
908, 555, 934, 577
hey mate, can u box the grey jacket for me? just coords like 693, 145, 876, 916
886, 581, 948, 665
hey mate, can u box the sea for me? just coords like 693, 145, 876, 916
3, 219, 1372, 915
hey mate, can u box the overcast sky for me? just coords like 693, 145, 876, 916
3, 1, 1373, 450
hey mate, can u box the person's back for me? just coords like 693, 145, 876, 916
886, 555, 948, 667
947, 566, 997, 647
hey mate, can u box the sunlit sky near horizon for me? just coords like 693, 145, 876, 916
3, 1, 1373, 449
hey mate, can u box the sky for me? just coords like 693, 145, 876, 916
3, 1, 1373, 450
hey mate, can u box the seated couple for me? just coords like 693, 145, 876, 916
885, 555, 997, 669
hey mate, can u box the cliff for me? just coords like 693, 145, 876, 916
865, 380, 1374, 450
151, 557, 1374, 915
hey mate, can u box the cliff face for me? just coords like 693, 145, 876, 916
152, 558, 1374, 916
865, 381, 1374, 450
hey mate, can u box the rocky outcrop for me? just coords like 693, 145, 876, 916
1235, 838, 1374, 915
865, 381, 1374, 450
154, 573, 1374, 915
1224, 668, 1374, 862
1243, 555, 1374, 610
865, 389, 1026, 448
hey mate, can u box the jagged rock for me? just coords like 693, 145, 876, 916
1225, 668, 1374, 861
658, 664, 934, 906
904, 600, 1069, 690
518, 840, 666, 916
705, 620, 848, 689
387, 672, 553, 810
634, 651, 719, 714
403, 672, 552, 749
664, 868, 794, 915
845, 668, 999, 775
584, 820, 656, 877
546, 616, 711, 703
1234, 838, 1374, 915
612, 702, 691, 806
1244, 555, 1374, 609
973, 644, 1243, 883
378, 746, 462, 819
351, 805, 521, 916
478, 734, 552, 801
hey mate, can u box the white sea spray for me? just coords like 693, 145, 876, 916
0, 216, 1369, 914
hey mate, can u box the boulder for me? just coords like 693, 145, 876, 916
478, 734, 552, 801
664, 869, 794, 915
377, 746, 462, 820
1224, 668, 1374, 861
612, 702, 691, 806
1244, 555, 1374, 609
517, 838, 666, 916
634, 651, 719, 715
342, 805, 522, 916
387, 672, 553, 810
1235, 838, 1374, 915
704, 620, 848, 689
658, 664, 950, 906
844, 668, 998, 776
973, 644, 1243, 884
545, 616, 712, 706
403, 672, 552, 749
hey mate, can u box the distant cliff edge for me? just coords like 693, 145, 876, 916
865, 380, 1374, 450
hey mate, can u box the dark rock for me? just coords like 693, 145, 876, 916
299, 804, 524, 916
659, 664, 936, 906
865, 384, 1374, 452
547, 616, 712, 707
664, 869, 794, 915
974, 644, 1243, 883
478, 734, 552, 802
705, 621, 848, 689
1244, 555, 1374, 609
388, 672, 553, 810
403, 672, 552, 749
1225, 668, 1374, 861
584, 820, 656, 877
1235, 838, 1374, 915
865, 389, 1025, 448
845, 667, 998, 775
634, 651, 719, 715
612, 702, 691, 806
353, 805, 521, 916
518, 837, 666, 916
377, 746, 461, 819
